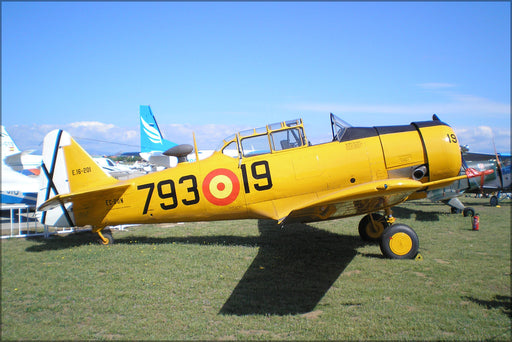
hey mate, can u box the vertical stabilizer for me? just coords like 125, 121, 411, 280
37, 130, 118, 226
140, 105, 177, 153
1, 126, 21, 158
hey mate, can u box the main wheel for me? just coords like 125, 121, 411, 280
380, 224, 419, 259
463, 207, 475, 217
358, 213, 388, 242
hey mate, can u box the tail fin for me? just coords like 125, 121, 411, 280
1, 125, 21, 158
37, 130, 118, 226
140, 105, 177, 153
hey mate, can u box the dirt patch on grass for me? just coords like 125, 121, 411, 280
300, 310, 323, 319
344, 269, 361, 277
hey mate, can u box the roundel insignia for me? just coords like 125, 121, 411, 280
203, 168, 240, 206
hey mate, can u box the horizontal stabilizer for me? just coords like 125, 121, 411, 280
38, 183, 130, 212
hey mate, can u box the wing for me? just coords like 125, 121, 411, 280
277, 175, 468, 225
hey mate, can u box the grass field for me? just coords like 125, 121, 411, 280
2, 197, 510, 340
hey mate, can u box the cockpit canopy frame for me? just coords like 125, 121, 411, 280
217, 119, 308, 158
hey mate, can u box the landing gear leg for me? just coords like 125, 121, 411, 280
95, 227, 114, 245
358, 213, 388, 241
358, 208, 396, 242
384, 208, 395, 225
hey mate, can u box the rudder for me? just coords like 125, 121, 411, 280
37, 130, 117, 226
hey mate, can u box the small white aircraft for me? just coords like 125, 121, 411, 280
92, 157, 135, 179
2, 126, 42, 175
1, 163, 39, 206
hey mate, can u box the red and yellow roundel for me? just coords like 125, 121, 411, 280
202, 169, 240, 206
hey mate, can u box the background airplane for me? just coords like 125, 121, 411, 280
92, 157, 134, 179
1, 163, 38, 206
2, 124, 139, 180
2, 125, 42, 175
462, 152, 511, 206
139, 105, 236, 168
426, 151, 510, 214
1, 126, 41, 207
139, 105, 179, 168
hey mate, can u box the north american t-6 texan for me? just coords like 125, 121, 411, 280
37, 113, 473, 259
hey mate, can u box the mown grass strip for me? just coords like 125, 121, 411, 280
2, 198, 510, 340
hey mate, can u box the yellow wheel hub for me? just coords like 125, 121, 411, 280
389, 232, 413, 256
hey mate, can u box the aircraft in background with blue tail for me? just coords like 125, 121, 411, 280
139, 105, 232, 168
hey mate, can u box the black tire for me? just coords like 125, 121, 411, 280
380, 224, 419, 259
463, 207, 475, 217
490, 196, 498, 207
358, 213, 388, 242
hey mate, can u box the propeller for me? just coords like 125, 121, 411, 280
492, 134, 504, 189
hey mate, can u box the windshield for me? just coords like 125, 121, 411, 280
215, 134, 237, 152
330, 113, 352, 141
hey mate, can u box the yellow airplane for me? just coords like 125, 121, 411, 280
37, 114, 469, 259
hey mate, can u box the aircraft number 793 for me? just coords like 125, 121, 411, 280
137, 160, 273, 215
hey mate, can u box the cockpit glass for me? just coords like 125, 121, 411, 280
330, 113, 352, 141
241, 134, 270, 157
270, 128, 304, 151
222, 141, 238, 157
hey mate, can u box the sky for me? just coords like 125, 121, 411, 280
2, 1, 510, 156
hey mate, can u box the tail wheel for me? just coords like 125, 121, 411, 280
358, 213, 388, 242
98, 229, 114, 245
380, 224, 419, 259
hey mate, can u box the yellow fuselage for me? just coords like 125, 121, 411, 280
69, 119, 461, 228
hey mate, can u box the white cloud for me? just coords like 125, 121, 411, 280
7, 123, 139, 156
455, 126, 511, 154
6, 121, 253, 156
69, 121, 115, 131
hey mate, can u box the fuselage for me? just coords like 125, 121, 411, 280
70, 118, 462, 228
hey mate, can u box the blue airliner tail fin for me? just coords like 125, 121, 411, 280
140, 105, 177, 153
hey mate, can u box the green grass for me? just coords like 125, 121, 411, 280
2, 198, 510, 340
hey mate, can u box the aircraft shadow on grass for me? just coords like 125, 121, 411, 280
219, 220, 365, 315
463, 295, 512, 319
26, 220, 367, 316
391, 205, 443, 222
